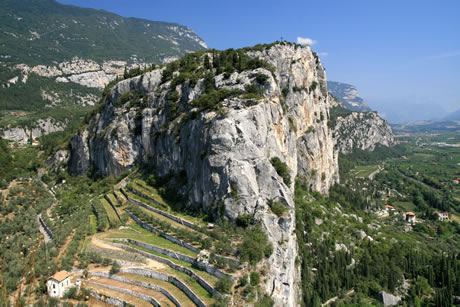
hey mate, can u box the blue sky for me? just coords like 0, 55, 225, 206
57, 0, 460, 122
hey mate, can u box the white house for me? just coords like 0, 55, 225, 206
405, 212, 416, 224
434, 211, 449, 221
47, 270, 72, 298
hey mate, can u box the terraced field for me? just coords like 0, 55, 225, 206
100, 197, 121, 227
81, 180, 236, 306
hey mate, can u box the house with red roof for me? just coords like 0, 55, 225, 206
47, 270, 72, 298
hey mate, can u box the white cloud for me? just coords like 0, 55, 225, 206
297, 36, 317, 46
318, 52, 328, 57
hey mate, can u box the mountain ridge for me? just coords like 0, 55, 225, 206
0, 0, 206, 140
327, 80, 371, 112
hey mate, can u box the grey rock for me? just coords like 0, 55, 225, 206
377, 290, 401, 306
334, 111, 394, 154
67, 43, 395, 306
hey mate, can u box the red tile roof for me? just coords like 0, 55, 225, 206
48, 271, 71, 282
406, 212, 415, 216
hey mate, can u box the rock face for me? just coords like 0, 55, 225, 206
334, 111, 394, 154
377, 290, 402, 306
69, 43, 339, 305
327, 81, 371, 112
1, 118, 66, 142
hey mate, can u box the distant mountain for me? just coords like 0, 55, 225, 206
0, 0, 206, 65
0, 0, 206, 139
327, 81, 371, 112
444, 109, 460, 121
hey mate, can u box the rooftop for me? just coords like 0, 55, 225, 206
48, 270, 71, 282
406, 212, 415, 216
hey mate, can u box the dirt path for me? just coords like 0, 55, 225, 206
322, 289, 355, 306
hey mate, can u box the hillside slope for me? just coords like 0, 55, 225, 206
0, 0, 206, 140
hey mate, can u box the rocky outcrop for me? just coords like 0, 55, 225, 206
69, 43, 339, 306
327, 81, 371, 112
376, 291, 402, 306
1, 118, 66, 142
334, 111, 394, 154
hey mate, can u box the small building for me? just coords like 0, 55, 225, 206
434, 211, 449, 221
385, 205, 395, 213
453, 180, 459, 185
405, 212, 416, 224
47, 270, 72, 298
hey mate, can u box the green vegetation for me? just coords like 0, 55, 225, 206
270, 157, 291, 185
295, 180, 460, 307
267, 199, 288, 216
215, 275, 233, 294
1, 0, 205, 66
238, 224, 273, 265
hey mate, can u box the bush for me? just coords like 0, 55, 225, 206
236, 214, 255, 228
64, 287, 77, 299
250, 272, 260, 286
110, 261, 120, 274
268, 199, 287, 216
239, 224, 273, 265
270, 157, 291, 185
239, 274, 249, 287
215, 275, 233, 294
256, 73, 269, 84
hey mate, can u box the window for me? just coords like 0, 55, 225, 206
53, 284, 55, 289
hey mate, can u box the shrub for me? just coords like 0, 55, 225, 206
256, 73, 269, 84
310, 81, 318, 92
268, 199, 287, 217
230, 183, 239, 201
250, 272, 260, 286
239, 274, 249, 287
236, 214, 255, 228
239, 224, 273, 265
110, 261, 120, 274
270, 157, 291, 185
215, 275, 233, 294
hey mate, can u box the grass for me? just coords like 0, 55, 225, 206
137, 205, 203, 234
107, 193, 121, 207
124, 241, 219, 286
114, 190, 129, 206
393, 201, 416, 212
100, 197, 121, 225
89, 214, 98, 233
107, 224, 198, 257
451, 214, 460, 223
352, 165, 380, 178
128, 181, 206, 226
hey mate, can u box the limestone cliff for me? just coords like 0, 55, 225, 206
334, 111, 394, 154
69, 43, 339, 305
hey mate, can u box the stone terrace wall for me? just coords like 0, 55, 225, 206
114, 243, 220, 298
127, 211, 201, 253
121, 268, 207, 307
89, 271, 181, 307
84, 279, 160, 307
